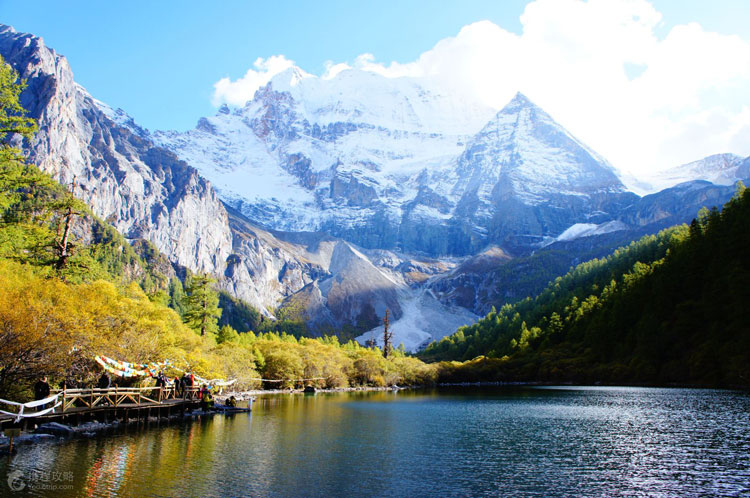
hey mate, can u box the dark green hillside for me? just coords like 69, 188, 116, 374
426, 185, 750, 387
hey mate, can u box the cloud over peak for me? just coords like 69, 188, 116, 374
211, 0, 750, 176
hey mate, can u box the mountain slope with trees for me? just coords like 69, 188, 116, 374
0, 55, 437, 400
425, 186, 750, 387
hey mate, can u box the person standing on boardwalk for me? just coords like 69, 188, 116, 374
181, 373, 192, 399
34, 376, 50, 401
155, 371, 165, 400
98, 371, 111, 405
98, 372, 111, 390
199, 385, 214, 411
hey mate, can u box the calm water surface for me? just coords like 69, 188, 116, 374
1, 386, 749, 497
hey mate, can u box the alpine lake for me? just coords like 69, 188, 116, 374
1, 386, 749, 497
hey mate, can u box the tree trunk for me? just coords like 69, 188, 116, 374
383, 309, 392, 358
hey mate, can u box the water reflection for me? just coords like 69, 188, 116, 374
1, 388, 749, 497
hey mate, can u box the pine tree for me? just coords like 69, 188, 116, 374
217, 324, 239, 344
182, 273, 221, 336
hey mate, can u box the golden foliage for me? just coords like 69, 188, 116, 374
0, 259, 438, 399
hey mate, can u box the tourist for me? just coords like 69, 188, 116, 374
182, 372, 194, 399
34, 376, 50, 401
227, 395, 237, 408
98, 371, 111, 390
174, 376, 182, 398
155, 371, 166, 400
200, 385, 214, 411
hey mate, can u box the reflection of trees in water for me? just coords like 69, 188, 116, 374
84, 442, 134, 496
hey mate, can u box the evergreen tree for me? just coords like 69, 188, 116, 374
0, 56, 90, 273
0, 56, 36, 147
169, 277, 187, 317
217, 324, 240, 344
183, 273, 221, 336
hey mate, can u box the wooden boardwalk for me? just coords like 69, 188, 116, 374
0, 386, 212, 430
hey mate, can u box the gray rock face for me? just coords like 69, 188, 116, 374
0, 25, 232, 274
621, 180, 738, 228
222, 208, 403, 328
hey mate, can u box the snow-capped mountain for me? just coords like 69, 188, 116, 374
154, 67, 495, 239
4, 23, 748, 351
436, 92, 636, 251
638, 153, 746, 193
155, 73, 637, 256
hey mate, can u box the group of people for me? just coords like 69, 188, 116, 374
172, 372, 195, 398
33, 371, 221, 409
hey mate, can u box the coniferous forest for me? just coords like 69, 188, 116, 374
425, 186, 750, 387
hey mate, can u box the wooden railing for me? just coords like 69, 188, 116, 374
50, 386, 202, 413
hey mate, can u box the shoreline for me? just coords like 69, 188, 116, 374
0, 407, 229, 454
436, 381, 750, 390
217, 384, 413, 401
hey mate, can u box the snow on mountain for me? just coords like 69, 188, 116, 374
434, 92, 636, 252
156, 80, 638, 256
636, 153, 745, 194
550, 220, 629, 244
450, 93, 626, 207
154, 66, 496, 237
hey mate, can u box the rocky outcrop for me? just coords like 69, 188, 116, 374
0, 25, 232, 274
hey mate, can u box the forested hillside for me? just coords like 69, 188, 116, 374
0, 56, 436, 400
426, 186, 750, 387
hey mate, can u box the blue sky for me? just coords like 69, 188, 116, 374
2, 0, 748, 132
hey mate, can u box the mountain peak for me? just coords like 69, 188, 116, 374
510, 91, 532, 105
460, 89, 626, 209
500, 91, 539, 113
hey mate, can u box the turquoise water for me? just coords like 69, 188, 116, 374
2, 386, 749, 497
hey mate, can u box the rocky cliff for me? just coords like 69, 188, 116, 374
0, 25, 232, 274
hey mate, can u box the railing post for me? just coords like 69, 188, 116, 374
62, 387, 67, 413
114, 386, 118, 407
90, 387, 94, 408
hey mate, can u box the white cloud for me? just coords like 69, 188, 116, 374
322, 61, 351, 80
212, 55, 295, 106
211, 0, 750, 176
